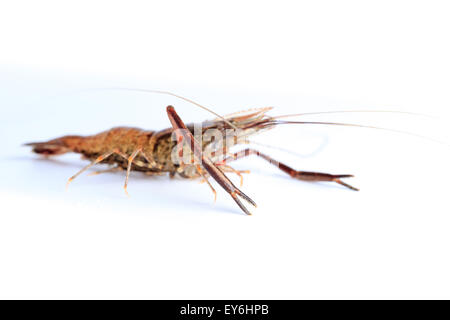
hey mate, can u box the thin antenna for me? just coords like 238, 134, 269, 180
272, 120, 448, 146
248, 140, 328, 158
273, 110, 433, 119
91, 87, 238, 129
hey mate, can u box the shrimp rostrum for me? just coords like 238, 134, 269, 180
26, 103, 359, 215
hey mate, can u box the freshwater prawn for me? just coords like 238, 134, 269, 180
25, 90, 430, 215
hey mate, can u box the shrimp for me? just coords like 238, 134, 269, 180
25, 91, 432, 215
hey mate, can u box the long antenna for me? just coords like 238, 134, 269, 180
273, 110, 433, 119
91, 87, 238, 129
248, 140, 328, 158
271, 120, 448, 146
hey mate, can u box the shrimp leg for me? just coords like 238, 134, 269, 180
67, 149, 149, 195
67, 151, 116, 188
88, 165, 123, 176
124, 149, 142, 196
219, 148, 358, 191
196, 165, 217, 202
166, 105, 257, 215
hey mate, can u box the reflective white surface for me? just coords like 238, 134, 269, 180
0, 0, 449, 299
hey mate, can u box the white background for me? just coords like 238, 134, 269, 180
1, 1, 450, 299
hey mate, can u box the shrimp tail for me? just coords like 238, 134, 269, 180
24, 135, 83, 156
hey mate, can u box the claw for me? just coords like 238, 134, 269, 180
333, 175, 359, 191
